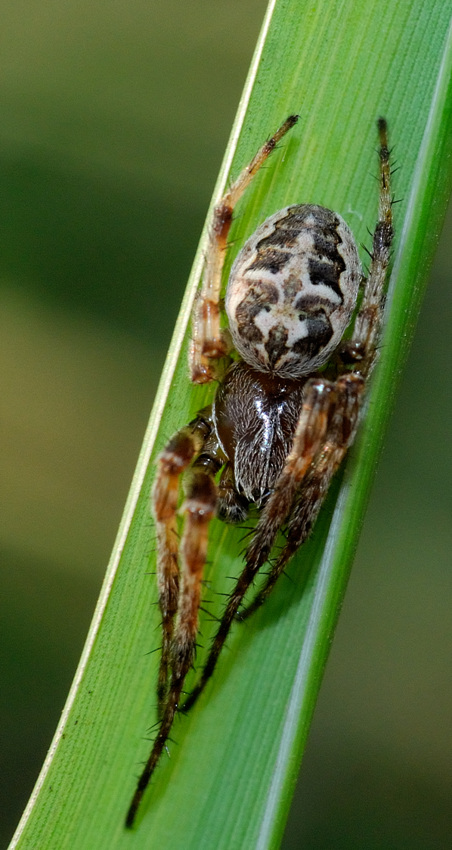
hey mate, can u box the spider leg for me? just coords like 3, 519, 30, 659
342, 117, 394, 378
239, 373, 364, 619
127, 433, 219, 828
217, 462, 249, 524
152, 419, 210, 716
190, 114, 299, 384
182, 377, 335, 712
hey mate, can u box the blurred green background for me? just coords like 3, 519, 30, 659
1, 2, 451, 847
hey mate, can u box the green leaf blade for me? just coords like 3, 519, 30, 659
11, 2, 452, 848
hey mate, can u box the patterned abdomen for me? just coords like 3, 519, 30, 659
225, 204, 362, 377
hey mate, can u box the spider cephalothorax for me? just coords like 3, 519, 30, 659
126, 115, 394, 827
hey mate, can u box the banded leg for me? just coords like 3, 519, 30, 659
189, 114, 299, 383
238, 374, 365, 619
343, 117, 394, 377
152, 419, 209, 716
182, 377, 336, 712
127, 456, 218, 828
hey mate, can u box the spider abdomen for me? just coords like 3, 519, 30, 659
225, 204, 361, 377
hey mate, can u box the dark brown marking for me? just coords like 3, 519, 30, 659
265, 325, 290, 368
284, 205, 346, 301
214, 203, 233, 236
162, 432, 197, 471
258, 228, 299, 249
292, 311, 333, 359
244, 205, 347, 299
311, 229, 343, 263
235, 315, 263, 343
373, 221, 394, 252
235, 280, 279, 342
247, 248, 293, 274
245, 208, 310, 274
294, 293, 336, 313
307, 256, 344, 300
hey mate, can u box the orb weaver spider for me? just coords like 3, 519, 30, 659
126, 114, 393, 827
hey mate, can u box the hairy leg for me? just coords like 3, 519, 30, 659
127, 460, 218, 828
190, 115, 299, 383
152, 422, 208, 714
239, 373, 364, 618
342, 117, 393, 377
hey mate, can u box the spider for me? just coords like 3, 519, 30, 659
126, 114, 394, 827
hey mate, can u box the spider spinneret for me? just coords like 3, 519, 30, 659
126, 114, 394, 828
